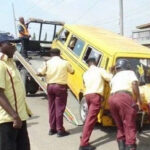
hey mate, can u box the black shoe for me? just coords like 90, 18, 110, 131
125, 144, 136, 150
48, 129, 57, 135
118, 140, 125, 150
79, 145, 96, 150
57, 131, 70, 137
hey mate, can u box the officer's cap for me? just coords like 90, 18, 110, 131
115, 59, 131, 70
0, 33, 20, 44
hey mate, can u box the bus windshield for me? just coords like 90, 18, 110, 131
117, 58, 150, 85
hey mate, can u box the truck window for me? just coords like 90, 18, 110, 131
83, 46, 102, 66
41, 24, 55, 42
68, 35, 84, 56
28, 23, 41, 41
58, 29, 69, 44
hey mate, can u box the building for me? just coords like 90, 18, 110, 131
132, 23, 150, 48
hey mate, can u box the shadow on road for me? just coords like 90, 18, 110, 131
27, 122, 39, 127
137, 125, 150, 150
68, 126, 82, 135
27, 92, 47, 98
28, 115, 40, 120
91, 125, 116, 147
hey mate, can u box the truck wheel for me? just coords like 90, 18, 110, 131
20, 68, 39, 94
80, 97, 88, 123
26, 77, 39, 94
20, 68, 27, 85
20, 68, 28, 94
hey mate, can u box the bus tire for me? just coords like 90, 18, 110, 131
80, 97, 88, 123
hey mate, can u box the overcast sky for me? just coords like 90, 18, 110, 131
0, 0, 150, 37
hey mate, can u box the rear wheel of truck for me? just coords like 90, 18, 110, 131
80, 97, 88, 123
20, 68, 39, 95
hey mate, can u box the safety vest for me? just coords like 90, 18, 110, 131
18, 23, 29, 38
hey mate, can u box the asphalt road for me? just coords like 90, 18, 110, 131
26, 92, 150, 150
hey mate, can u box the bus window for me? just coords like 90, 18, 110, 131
83, 46, 102, 66
68, 35, 85, 56
58, 29, 69, 44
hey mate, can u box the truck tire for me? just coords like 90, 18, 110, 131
26, 77, 39, 94
80, 97, 88, 123
20, 68, 39, 94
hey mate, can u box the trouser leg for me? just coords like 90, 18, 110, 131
55, 85, 67, 131
109, 96, 125, 141
21, 38, 29, 58
16, 121, 30, 150
109, 93, 137, 148
47, 85, 56, 130
124, 105, 137, 145
80, 94, 101, 146
0, 122, 17, 150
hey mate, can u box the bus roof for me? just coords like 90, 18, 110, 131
65, 24, 150, 56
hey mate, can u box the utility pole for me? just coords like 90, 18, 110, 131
119, 0, 124, 35
12, 3, 17, 37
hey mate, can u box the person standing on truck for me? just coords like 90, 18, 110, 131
37, 48, 74, 137
79, 58, 112, 150
108, 59, 142, 150
0, 33, 31, 150
18, 17, 30, 58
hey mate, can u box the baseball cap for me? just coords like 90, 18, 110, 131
0, 33, 20, 44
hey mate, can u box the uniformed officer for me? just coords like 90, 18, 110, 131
0, 33, 31, 150
18, 17, 30, 58
37, 48, 74, 137
108, 59, 141, 150
79, 58, 112, 150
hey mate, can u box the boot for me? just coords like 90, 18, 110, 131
117, 140, 125, 150
125, 144, 136, 150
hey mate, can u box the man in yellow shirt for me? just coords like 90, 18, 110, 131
80, 58, 112, 150
18, 17, 30, 58
108, 59, 141, 150
0, 33, 31, 150
38, 48, 74, 137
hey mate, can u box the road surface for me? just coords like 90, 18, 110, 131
26, 92, 150, 150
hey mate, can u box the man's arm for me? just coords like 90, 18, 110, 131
132, 81, 142, 105
18, 25, 26, 36
37, 62, 47, 76
67, 62, 74, 74
0, 89, 22, 128
100, 68, 113, 82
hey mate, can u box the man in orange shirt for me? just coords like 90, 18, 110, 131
0, 33, 31, 150
38, 48, 74, 137
18, 17, 30, 58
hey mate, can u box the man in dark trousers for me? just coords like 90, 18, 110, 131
18, 17, 30, 58
108, 59, 141, 150
79, 58, 112, 150
38, 48, 74, 137
0, 33, 31, 150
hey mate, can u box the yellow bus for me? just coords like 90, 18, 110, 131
52, 24, 150, 126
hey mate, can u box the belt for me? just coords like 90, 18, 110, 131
111, 90, 132, 96
47, 83, 67, 87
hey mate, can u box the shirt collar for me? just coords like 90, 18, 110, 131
0, 52, 8, 62
89, 65, 96, 69
51, 56, 60, 59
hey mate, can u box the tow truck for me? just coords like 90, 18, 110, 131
15, 18, 82, 125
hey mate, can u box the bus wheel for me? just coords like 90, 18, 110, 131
80, 97, 88, 123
